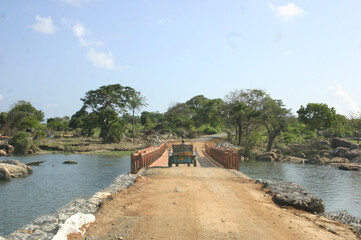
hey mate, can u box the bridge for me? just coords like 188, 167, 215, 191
70, 138, 358, 240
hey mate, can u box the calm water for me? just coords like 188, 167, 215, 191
239, 160, 361, 218
0, 154, 130, 236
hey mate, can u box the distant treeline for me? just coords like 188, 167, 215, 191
1, 84, 360, 155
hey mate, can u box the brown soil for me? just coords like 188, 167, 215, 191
68, 140, 359, 240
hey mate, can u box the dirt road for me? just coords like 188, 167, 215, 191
69, 141, 358, 240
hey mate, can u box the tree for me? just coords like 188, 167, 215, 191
260, 97, 291, 151
224, 89, 265, 145
3, 101, 44, 135
297, 103, 337, 137
47, 117, 69, 133
127, 91, 147, 142
80, 84, 136, 143
185, 95, 224, 128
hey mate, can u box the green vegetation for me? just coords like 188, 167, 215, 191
1, 84, 360, 156
9, 131, 29, 154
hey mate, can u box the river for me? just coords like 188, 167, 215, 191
0, 154, 130, 236
239, 160, 361, 218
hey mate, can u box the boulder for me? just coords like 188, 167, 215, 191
284, 156, 307, 163
339, 163, 361, 171
328, 157, 349, 164
308, 154, 321, 163
0, 163, 29, 179
0, 159, 33, 174
0, 144, 14, 154
0, 149, 7, 156
63, 160, 78, 164
256, 152, 278, 161
351, 156, 361, 163
27, 161, 45, 166
331, 147, 348, 158
0, 165, 11, 181
343, 149, 361, 160
331, 138, 359, 149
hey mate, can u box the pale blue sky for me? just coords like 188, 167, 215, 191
1, 0, 361, 119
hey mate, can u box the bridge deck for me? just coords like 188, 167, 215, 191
149, 147, 219, 168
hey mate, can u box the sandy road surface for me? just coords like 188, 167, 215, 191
70, 168, 357, 239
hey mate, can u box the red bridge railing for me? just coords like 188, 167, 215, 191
131, 143, 167, 174
205, 144, 239, 170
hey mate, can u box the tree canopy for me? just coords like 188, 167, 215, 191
297, 103, 337, 136
1, 100, 44, 135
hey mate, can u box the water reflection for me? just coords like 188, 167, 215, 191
239, 160, 361, 218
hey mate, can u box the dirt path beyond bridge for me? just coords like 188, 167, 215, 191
69, 166, 357, 240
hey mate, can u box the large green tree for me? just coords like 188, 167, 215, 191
297, 103, 337, 137
2, 100, 44, 135
80, 84, 137, 143
224, 89, 264, 145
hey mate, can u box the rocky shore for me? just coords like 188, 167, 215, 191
257, 178, 361, 237
2, 174, 137, 240
253, 138, 361, 171
322, 211, 361, 237
256, 179, 325, 213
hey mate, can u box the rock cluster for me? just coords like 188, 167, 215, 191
322, 211, 361, 237
4, 173, 137, 240
0, 160, 33, 181
257, 138, 361, 171
257, 179, 325, 213
216, 142, 238, 149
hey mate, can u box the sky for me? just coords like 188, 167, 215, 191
1, 0, 361, 120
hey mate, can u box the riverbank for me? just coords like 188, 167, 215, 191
257, 178, 361, 237
3, 173, 137, 239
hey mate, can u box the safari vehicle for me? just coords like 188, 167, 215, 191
168, 141, 197, 167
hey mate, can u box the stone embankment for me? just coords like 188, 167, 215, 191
3, 174, 136, 240
257, 178, 361, 237
0, 160, 33, 181
322, 211, 361, 237
257, 179, 325, 213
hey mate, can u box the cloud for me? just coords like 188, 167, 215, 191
61, 0, 89, 6
0, 94, 4, 101
328, 84, 361, 115
30, 15, 57, 34
269, 3, 306, 21
284, 50, 294, 55
86, 48, 128, 70
72, 22, 103, 47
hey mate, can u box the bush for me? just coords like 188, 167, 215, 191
9, 131, 30, 154
199, 125, 218, 135
101, 122, 124, 143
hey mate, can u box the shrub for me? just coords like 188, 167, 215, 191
101, 122, 124, 143
9, 131, 29, 154
199, 125, 218, 135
